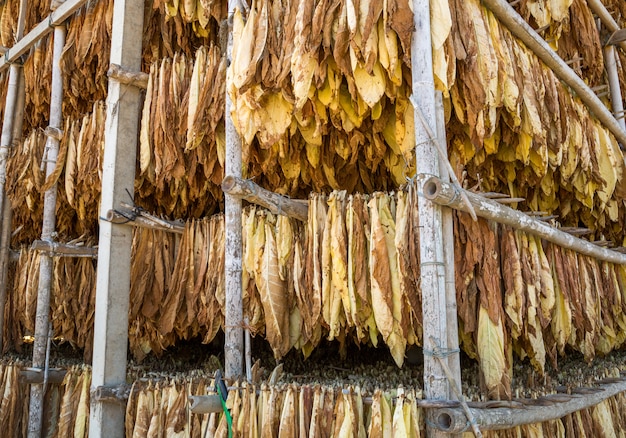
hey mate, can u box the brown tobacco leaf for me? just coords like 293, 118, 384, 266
303, 194, 326, 342
159, 222, 193, 336
347, 193, 372, 342
500, 225, 525, 341
257, 216, 290, 358
368, 194, 394, 346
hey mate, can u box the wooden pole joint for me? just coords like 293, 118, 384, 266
188, 395, 223, 414
221, 175, 308, 221
43, 126, 63, 141
91, 384, 131, 405
107, 64, 149, 89
20, 367, 66, 384
104, 203, 184, 234
31, 239, 98, 258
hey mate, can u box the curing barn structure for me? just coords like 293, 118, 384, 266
1, 0, 626, 436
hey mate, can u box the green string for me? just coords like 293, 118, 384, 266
216, 381, 233, 438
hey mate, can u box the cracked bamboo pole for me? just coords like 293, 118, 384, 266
224, 0, 244, 380
604, 45, 626, 134
27, 22, 66, 438
435, 378, 626, 432
424, 177, 626, 265
435, 92, 461, 403
411, 2, 455, 437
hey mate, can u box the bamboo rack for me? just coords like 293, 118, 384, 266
435, 376, 626, 432
482, 0, 626, 149
423, 176, 626, 265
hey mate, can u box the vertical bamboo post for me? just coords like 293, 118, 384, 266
89, 0, 144, 435
0, 0, 27, 352
27, 23, 66, 438
411, 1, 452, 436
224, 0, 244, 380
435, 92, 461, 402
0, 68, 25, 353
604, 45, 626, 133
0, 0, 28, 218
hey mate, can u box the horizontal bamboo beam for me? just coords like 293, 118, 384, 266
31, 240, 97, 258
482, 0, 626, 149
221, 175, 308, 221
435, 378, 626, 432
0, 0, 88, 72
19, 367, 66, 384
188, 395, 223, 414
104, 204, 185, 234
423, 176, 626, 265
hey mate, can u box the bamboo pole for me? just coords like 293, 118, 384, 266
0, 53, 25, 354
221, 175, 308, 221
28, 23, 66, 438
411, 2, 450, 437
604, 45, 626, 133
0, 194, 12, 353
434, 92, 461, 403
0, 0, 88, 72
423, 176, 626, 264
89, 0, 144, 434
435, 378, 626, 432
587, 0, 626, 54
224, 1, 244, 381
481, 0, 626, 148
0, 66, 25, 238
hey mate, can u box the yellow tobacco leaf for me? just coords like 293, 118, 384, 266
477, 306, 507, 397
595, 125, 620, 206
533, 236, 555, 326
255, 92, 294, 147
337, 392, 355, 438
181, 0, 196, 22
392, 392, 408, 438
278, 385, 297, 438
551, 255, 572, 355
592, 401, 616, 438
353, 62, 386, 108
186, 46, 205, 150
